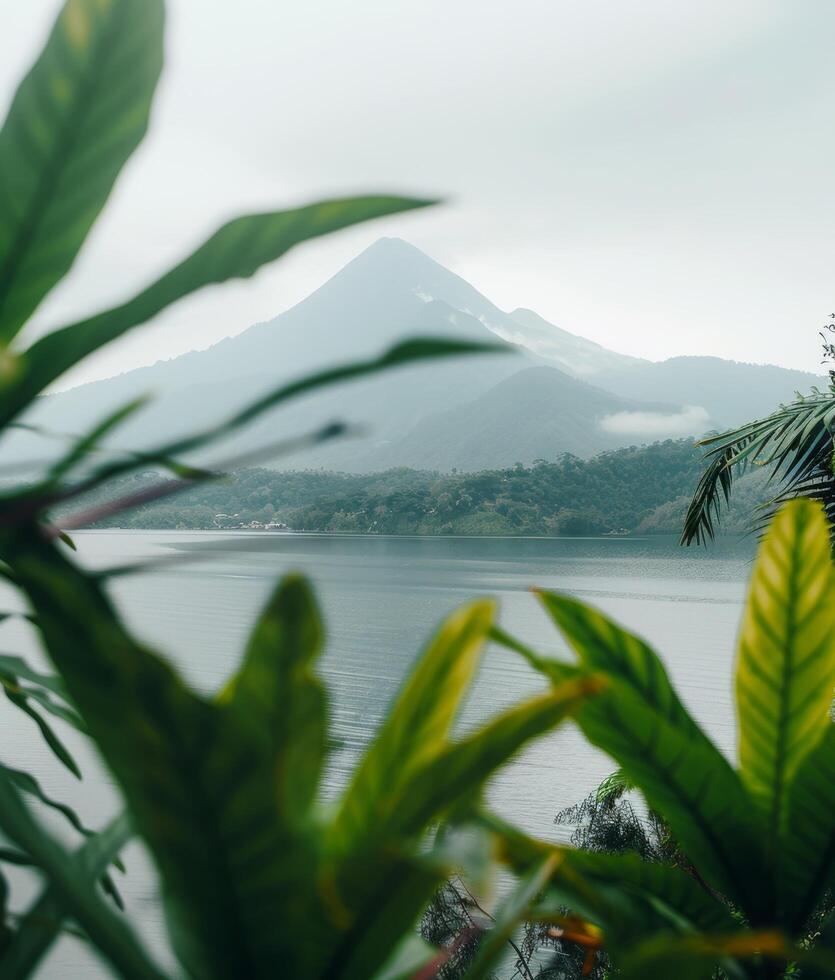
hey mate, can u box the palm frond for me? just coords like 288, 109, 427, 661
681, 393, 835, 546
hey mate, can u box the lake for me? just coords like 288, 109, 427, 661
0, 530, 755, 977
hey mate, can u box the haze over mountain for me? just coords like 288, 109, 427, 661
7, 238, 825, 473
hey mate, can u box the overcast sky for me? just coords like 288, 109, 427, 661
3, 1, 834, 385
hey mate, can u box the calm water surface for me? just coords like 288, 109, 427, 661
0, 531, 754, 977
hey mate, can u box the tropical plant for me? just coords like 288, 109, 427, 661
492, 498, 835, 978
0, 0, 547, 972
0, 545, 598, 977
681, 330, 835, 547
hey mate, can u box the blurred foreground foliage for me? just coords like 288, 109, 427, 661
0, 2, 832, 979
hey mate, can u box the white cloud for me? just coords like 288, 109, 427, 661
599, 405, 710, 436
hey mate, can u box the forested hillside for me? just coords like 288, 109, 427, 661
74, 439, 768, 536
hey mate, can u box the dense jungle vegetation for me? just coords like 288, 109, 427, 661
76, 439, 768, 536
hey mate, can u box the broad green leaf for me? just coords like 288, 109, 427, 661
224, 574, 327, 826
736, 498, 835, 843
327, 677, 591, 980
0, 770, 162, 980
567, 677, 767, 917
324, 858, 443, 980
483, 812, 737, 944
779, 725, 835, 929
6, 196, 436, 422
0, 813, 132, 979
0, 0, 164, 340
464, 855, 559, 980
10, 528, 325, 978
381, 679, 600, 842
329, 599, 495, 854
324, 678, 598, 979
531, 593, 769, 916
618, 930, 835, 980
538, 591, 703, 740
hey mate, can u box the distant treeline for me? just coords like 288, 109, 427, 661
67, 439, 770, 536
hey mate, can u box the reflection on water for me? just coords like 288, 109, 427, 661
0, 530, 754, 977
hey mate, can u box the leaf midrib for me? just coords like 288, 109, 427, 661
597, 699, 757, 917
769, 518, 803, 853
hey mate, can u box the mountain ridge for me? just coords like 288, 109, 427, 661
6, 237, 826, 473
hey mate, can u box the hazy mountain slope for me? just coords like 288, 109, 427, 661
595, 356, 823, 428
374, 366, 685, 471
6, 236, 824, 474
503, 308, 646, 376
8, 239, 533, 467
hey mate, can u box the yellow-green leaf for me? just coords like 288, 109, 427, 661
736, 499, 835, 840
329, 600, 494, 854
778, 724, 835, 928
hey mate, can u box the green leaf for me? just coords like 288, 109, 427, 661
371, 933, 436, 980
323, 679, 598, 980
736, 499, 835, 846
223, 574, 327, 826
47, 397, 150, 482
578, 680, 768, 917
0, 0, 164, 341
617, 930, 835, 980
324, 857, 446, 980
681, 393, 835, 545
483, 812, 737, 946
0, 771, 161, 980
3, 686, 81, 778
381, 679, 600, 843
537, 591, 703, 741
10, 528, 326, 978
0, 763, 93, 839
329, 600, 495, 855
7, 196, 437, 422
779, 725, 835, 928
533, 593, 769, 916
0, 653, 67, 697
0, 813, 132, 979
0, 848, 36, 867
464, 855, 558, 980
2, 677, 85, 731
594, 769, 633, 804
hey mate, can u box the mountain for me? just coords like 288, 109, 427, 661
593, 356, 823, 429
6, 237, 824, 473
501, 310, 823, 430
9, 238, 530, 469
501, 308, 646, 376
373, 367, 681, 471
